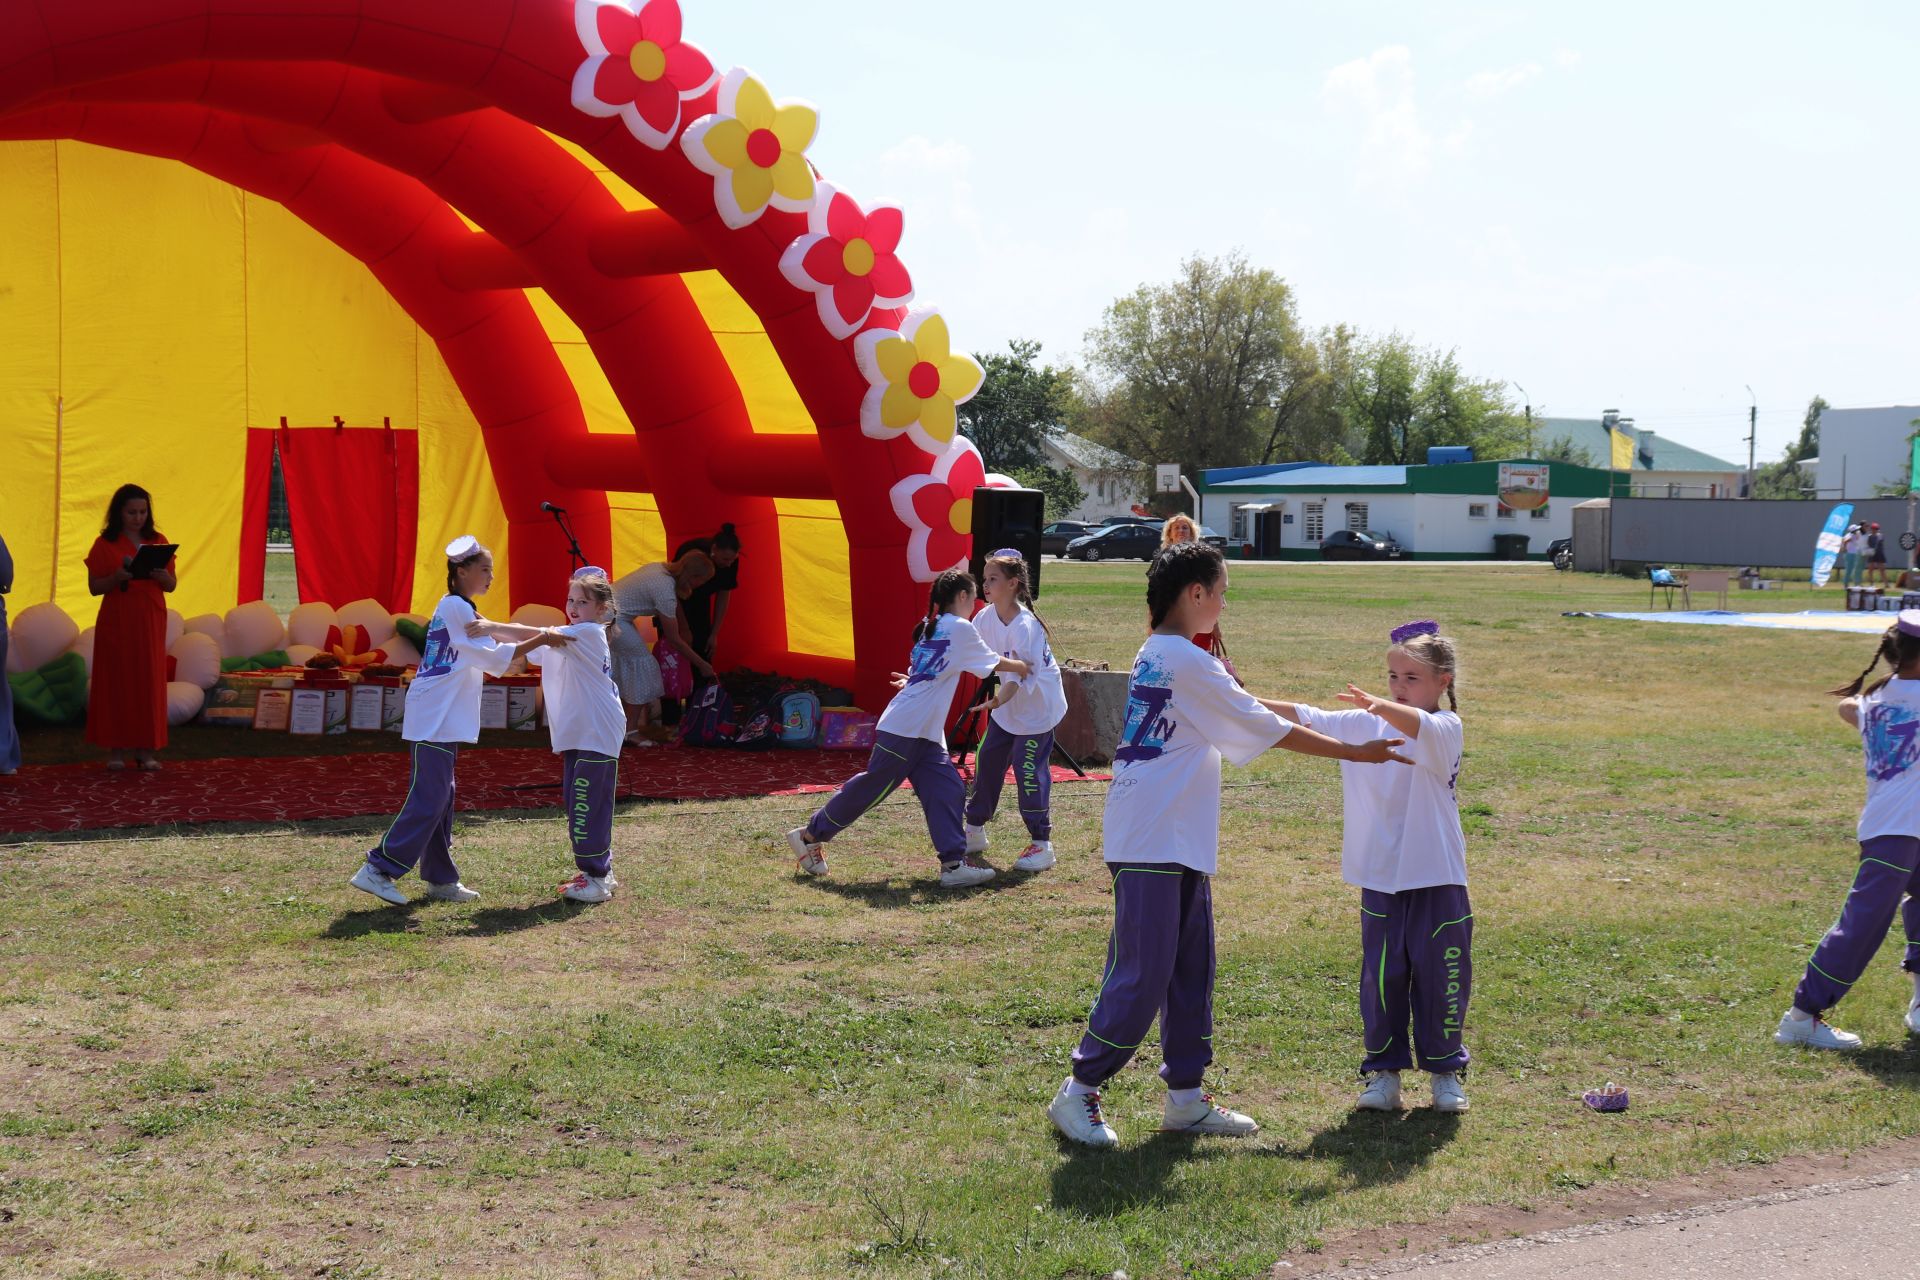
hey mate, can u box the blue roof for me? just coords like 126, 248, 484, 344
1209, 464, 1408, 489
1201, 462, 1318, 484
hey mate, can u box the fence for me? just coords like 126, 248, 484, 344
1603, 497, 1920, 569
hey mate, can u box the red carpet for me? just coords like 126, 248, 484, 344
0, 746, 1109, 835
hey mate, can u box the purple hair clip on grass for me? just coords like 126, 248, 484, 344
1390, 620, 1441, 645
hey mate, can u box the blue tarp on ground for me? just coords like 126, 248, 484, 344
1564, 610, 1893, 635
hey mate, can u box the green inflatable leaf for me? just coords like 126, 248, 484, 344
218, 650, 291, 673
394, 617, 427, 651
8, 651, 89, 727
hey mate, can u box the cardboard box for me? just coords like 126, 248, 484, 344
506, 683, 539, 732
201, 672, 297, 727
383, 684, 407, 732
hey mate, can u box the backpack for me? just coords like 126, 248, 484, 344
776, 690, 821, 748
678, 681, 736, 748
731, 690, 786, 751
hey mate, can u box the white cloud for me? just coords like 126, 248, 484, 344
1464, 62, 1542, 98
1554, 48, 1583, 69
1321, 45, 1435, 188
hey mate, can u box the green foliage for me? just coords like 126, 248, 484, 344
956, 338, 1078, 472
1751, 395, 1828, 499
1539, 432, 1597, 467
1341, 333, 1530, 466
1006, 464, 1085, 522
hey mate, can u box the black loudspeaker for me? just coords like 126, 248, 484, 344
969, 486, 1046, 598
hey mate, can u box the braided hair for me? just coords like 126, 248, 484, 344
983, 551, 1051, 638
1831, 623, 1920, 698
913, 569, 976, 645
1391, 622, 1461, 711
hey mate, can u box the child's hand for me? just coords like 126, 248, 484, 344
464, 619, 494, 639
1338, 684, 1385, 714
1351, 737, 1412, 765
889, 671, 910, 690
544, 628, 576, 647
1002, 658, 1031, 678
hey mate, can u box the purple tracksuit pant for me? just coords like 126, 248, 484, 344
964, 720, 1053, 841
1360, 883, 1473, 1075
805, 730, 968, 864
365, 741, 461, 886
1793, 834, 1920, 1016
1071, 863, 1215, 1091
563, 749, 618, 878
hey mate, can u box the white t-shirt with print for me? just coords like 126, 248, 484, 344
1299, 704, 1467, 893
973, 605, 1068, 738
1102, 634, 1289, 875
402, 594, 516, 744
528, 622, 626, 759
1857, 678, 1920, 841
874, 613, 1002, 749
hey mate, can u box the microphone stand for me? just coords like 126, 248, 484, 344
547, 506, 586, 573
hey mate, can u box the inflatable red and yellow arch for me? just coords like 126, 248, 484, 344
0, 0, 1008, 709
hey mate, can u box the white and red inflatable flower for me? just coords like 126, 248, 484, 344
889, 439, 1018, 582
778, 183, 913, 339
572, 0, 720, 150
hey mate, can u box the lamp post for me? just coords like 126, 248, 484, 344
1509, 381, 1534, 457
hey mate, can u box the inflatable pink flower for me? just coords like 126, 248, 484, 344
779, 183, 913, 339
682, 68, 819, 229
890, 438, 989, 582
572, 0, 719, 150
854, 309, 985, 457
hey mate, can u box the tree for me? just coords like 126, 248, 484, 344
1007, 464, 1085, 522
1751, 395, 1827, 499
1339, 334, 1528, 465
1537, 433, 1596, 467
956, 339, 1077, 473
1081, 253, 1309, 482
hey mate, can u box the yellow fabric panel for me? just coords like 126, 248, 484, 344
414, 338, 511, 615
682, 270, 818, 436
776, 502, 853, 659
610, 497, 667, 573
245, 195, 417, 429
525, 288, 632, 437
57, 143, 246, 623
0, 141, 63, 610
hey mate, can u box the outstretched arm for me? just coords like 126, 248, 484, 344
510, 628, 574, 661
1337, 684, 1425, 738
1277, 724, 1411, 765
467, 618, 546, 642
1838, 696, 1862, 729
1251, 696, 1306, 725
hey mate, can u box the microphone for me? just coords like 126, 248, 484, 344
541, 501, 567, 514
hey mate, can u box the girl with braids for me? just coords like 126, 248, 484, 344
787, 570, 1031, 888
1268, 620, 1472, 1114
349, 536, 573, 907
963, 550, 1068, 872
1775, 611, 1920, 1051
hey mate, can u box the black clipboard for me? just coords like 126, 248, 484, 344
127, 543, 178, 579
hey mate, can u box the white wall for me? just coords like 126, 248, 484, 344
1059, 468, 1139, 522
1816, 406, 1920, 499
1209, 489, 1573, 555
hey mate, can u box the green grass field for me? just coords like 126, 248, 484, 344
4, 563, 1917, 1279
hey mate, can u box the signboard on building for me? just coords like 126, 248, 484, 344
1498, 463, 1550, 511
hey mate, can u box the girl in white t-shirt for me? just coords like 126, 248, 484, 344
1272, 620, 1472, 1115
469, 567, 628, 905
1776, 611, 1920, 1051
963, 550, 1069, 872
787, 569, 1030, 888
349, 536, 572, 908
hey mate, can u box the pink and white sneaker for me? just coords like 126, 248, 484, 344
787, 827, 828, 877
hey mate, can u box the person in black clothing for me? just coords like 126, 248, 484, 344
1868, 522, 1890, 586
662, 523, 742, 725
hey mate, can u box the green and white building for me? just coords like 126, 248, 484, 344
1197, 458, 1616, 559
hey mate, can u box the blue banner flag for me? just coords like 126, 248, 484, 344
1811, 503, 1855, 588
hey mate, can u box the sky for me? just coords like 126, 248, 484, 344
689, 2, 1918, 466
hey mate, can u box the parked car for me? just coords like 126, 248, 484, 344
1099, 515, 1163, 527
1319, 529, 1404, 560
1546, 537, 1573, 571
1065, 523, 1161, 561
1039, 520, 1096, 557
1197, 525, 1229, 551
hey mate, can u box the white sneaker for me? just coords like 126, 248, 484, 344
1907, 1001, 1920, 1036
1774, 1009, 1862, 1051
1430, 1073, 1470, 1113
559, 872, 613, 904
787, 827, 828, 877
1161, 1091, 1259, 1136
1047, 1080, 1118, 1148
349, 863, 408, 906
964, 823, 989, 855
426, 881, 480, 903
1013, 842, 1055, 872
1356, 1070, 1402, 1111
939, 858, 996, 888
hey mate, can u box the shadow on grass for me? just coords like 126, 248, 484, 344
1285, 1106, 1462, 1196
1049, 1131, 1237, 1214
799, 869, 1035, 909
322, 900, 427, 938
322, 897, 588, 939
1844, 1040, 1920, 1088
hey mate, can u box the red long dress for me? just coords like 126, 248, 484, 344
84, 534, 173, 750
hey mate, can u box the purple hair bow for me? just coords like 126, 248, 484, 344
1390, 620, 1440, 644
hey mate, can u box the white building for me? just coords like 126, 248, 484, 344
1814, 405, 1920, 498
1040, 430, 1145, 522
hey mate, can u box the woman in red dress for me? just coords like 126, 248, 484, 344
1160, 514, 1233, 674
85, 484, 176, 771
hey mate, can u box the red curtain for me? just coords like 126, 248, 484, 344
248, 424, 419, 611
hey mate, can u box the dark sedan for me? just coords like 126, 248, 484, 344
1065, 523, 1160, 561
1320, 529, 1404, 560
1040, 520, 1096, 557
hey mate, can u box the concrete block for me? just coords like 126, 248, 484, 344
1056, 666, 1129, 765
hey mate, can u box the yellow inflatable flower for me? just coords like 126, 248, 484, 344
853, 309, 986, 457
680, 66, 819, 229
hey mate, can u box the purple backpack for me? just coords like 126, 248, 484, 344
678, 681, 736, 747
